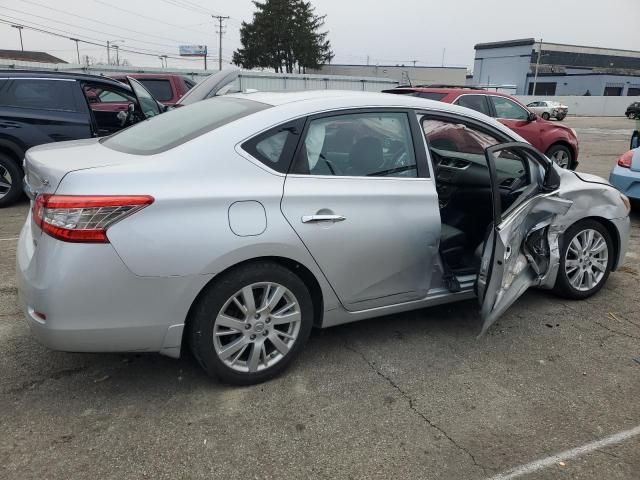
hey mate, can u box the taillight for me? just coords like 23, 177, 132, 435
617, 150, 634, 168
33, 195, 154, 243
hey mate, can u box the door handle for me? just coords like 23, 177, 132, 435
301, 214, 346, 223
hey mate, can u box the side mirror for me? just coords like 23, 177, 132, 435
542, 164, 561, 191
527, 112, 537, 122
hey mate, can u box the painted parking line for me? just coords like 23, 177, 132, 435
485, 425, 640, 480
0, 237, 19, 242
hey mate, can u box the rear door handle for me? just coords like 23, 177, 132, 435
301, 214, 346, 223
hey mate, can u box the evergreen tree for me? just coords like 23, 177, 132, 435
232, 0, 334, 73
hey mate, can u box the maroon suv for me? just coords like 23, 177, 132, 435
111, 74, 196, 106
384, 86, 579, 169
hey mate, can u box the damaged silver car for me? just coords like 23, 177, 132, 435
17, 91, 630, 385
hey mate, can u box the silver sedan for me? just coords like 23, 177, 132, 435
17, 91, 630, 384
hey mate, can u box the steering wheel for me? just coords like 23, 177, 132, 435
117, 103, 136, 127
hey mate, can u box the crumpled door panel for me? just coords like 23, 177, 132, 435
478, 195, 573, 335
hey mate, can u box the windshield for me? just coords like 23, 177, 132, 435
102, 97, 270, 155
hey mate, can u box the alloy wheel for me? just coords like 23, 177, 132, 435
551, 150, 570, 168
0, 164, 12, 200
564, 229, 609, 292
213, 282, 301, 373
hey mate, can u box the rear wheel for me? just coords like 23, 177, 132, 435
556, 114, 566, 121
546, 144, 573, 169
0, 154, 22, 208
541, 112, 551, 120
188, 261, 314, 385
553, 220, 613, 299
628, 112, 637, 119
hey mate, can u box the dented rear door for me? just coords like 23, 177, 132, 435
477, 142, 572, 335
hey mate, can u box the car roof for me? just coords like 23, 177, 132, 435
0, 70, 130, 88
387, 86, 517, 99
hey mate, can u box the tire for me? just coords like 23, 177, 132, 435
627, 112, 636, 119
546, 144, 573, 169
556, 114, 565, 121
541, 112, 551, 120
188, 261, 314, 385
0, 153, 23, 208
553, 220, 614, 300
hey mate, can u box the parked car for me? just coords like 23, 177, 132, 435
17, 91, 629, 385
384, 86, 580, 169
625, 102, 640, 119
0, 71, 164, 207
526, 100, 568, 121
111, 73, 196, 107
610, 146, 640, 201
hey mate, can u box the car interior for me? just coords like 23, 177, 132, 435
292, 113, 419, 178
422, 118, 534, 274
82, 83, 140, 136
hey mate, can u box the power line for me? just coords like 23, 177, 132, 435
90, 0, 214, 37
9, 3, 189, 48
0, 17, 223, 63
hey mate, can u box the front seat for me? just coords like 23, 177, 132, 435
440, 224, 466, 251
440, 223, 467, 270
348, 136, 383, 176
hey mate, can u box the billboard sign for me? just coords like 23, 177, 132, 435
179, 45, 207, 56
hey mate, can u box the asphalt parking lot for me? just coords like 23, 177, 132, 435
0, 116, 639, 480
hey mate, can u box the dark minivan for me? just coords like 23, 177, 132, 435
0, 71, 163, 207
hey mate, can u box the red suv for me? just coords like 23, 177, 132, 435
384, 86, 579, 169
111, 74, 196, 106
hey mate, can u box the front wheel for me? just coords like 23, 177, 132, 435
553, 220, 613, 299
627, 112, 637, 119
546, 144, 573, 169
541, 112, 551, 120
188, 262, 314, 385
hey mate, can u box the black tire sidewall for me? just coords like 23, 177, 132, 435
546, 145, 573, 169
554, 220, 614, 299
542, 112, 551, 120
189, 262, 314, 385
0, 154, 23, 208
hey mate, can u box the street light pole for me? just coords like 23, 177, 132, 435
532, 38, 543, 96
115, 45, 120, 66
11, 25, 24, 51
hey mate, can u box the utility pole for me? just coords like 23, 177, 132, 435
213, 15, 230, 71
204, 49, 208, 71
106, 40, 110, 65
70, 38, 80, 63
114, 45, 120, 66
532, 38, 543, 95
11, 25, 24, 51
441, 48, 445, 67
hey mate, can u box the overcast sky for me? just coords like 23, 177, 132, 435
0, 0, 638, 71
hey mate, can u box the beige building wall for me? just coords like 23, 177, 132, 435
308, 64, 468, 86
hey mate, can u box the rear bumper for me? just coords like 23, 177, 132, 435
609, 166, 640, 200
16, 216, 212, 357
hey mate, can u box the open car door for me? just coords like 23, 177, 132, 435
126, 77, 163, 119
477, 142, 573, 335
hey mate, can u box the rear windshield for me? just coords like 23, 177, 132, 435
102, 97, 269, 155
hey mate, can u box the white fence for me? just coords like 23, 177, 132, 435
516, 95, 640, 117
0, 60, 398, 92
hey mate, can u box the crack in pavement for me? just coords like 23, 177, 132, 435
343, 341, 488, 476
593, 321, 640, 341
3, 366, 87, 395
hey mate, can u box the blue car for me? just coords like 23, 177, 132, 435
609, 130, 640, 200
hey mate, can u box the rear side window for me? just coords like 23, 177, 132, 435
454, 95, 491, 116
242, 120, 304, 173
138, 79, 173, 102
0, 79, 78, 112
103, 97, 269, 155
